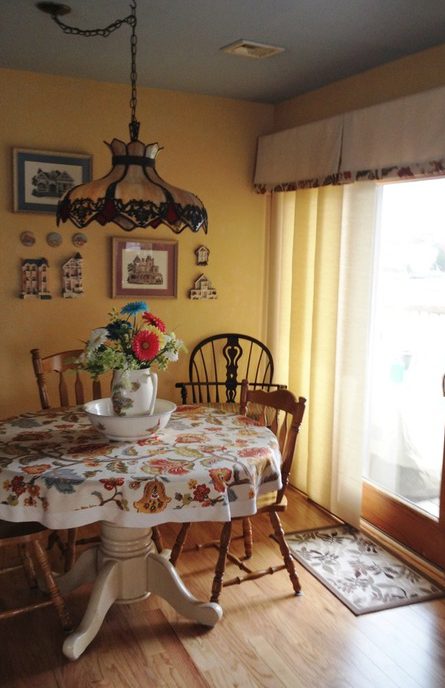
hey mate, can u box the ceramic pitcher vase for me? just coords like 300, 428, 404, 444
111, 369, 158, 417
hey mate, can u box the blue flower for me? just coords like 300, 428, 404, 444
107, 320, 132, 340
44, 469, 85, 493
120, 301, 148, 316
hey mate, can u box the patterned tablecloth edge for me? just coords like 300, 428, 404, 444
0, 490, 280, 530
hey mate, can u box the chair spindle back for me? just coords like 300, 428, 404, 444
240, 379, 306, 503
31, 348, 102, 410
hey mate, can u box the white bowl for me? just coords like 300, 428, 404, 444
84, 398, 176, 441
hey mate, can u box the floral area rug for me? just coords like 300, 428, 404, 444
285, 524, 445, 615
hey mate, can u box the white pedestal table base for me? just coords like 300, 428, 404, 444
56, 521, 222, 660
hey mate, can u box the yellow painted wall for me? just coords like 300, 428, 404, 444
2, 42, 444, 418
274, 42, 445, 129
0, 68, 273, 417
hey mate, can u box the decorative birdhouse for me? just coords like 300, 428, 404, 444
189, 274, 217, 300
195, 245, 210, 266
62, 253, 84, 298
20, 258, 52, 299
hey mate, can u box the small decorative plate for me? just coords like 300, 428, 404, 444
47, 231, 62, 247
20, 230, 36, 247
72, 232, 87, 247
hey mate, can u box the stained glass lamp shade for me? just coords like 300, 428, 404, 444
57, 138, 208, 233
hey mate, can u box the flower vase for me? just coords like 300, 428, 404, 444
111, 370, 158, 417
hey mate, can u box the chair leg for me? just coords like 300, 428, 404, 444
242, 517, 253, 559
47, 530, 65, 557
210, 521, 232, 604
19, 543, 38, 588
65, 528, 77, 572
151, 526, 164, 554
31, 539, 73, 630
46, 528, 76, 571
268, 510, 301, 595
170, 523, 191, 566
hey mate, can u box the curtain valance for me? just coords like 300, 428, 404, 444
254, 85, 445, 193
254, 116, 343, 191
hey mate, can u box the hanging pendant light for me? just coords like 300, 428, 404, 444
37, 1, 208, 233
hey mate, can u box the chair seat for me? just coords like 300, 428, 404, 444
0, 520, 46, 542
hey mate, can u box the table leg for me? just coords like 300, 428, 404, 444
63, 559, 119, 660
147, 552, 222, 627
61, 522, 222, 660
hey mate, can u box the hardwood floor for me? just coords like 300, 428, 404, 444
1, 488, 445, 688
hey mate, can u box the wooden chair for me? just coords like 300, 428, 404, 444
175, 333, 284, 405
30, 348, 103, 570
167, 334, 285, 558
170, 379, 307, 603
31, 347, 102, 410
0, 520, 72, 629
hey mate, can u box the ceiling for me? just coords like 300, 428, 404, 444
1, 0, 445, 104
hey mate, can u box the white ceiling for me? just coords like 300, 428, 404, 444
1, 0, 445, 104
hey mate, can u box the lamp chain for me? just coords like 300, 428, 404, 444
129, 1, 140, 141
50, 0, 140, 140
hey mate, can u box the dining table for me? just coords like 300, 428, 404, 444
0, 402, 282, 660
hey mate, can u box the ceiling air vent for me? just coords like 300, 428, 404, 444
221, 39, 285, 59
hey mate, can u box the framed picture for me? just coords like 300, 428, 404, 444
13, 148, 92, 214
112, 237, 178, 298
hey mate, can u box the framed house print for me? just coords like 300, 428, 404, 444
13, 148, 92, 214
112, 238, 178, 298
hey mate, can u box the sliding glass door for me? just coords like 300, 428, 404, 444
362, 178, 445, 569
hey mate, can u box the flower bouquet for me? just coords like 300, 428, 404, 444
77, 301, 184, 416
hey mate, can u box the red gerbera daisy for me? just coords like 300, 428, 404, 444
132, 330, 161, 361
142, 312, 167, 332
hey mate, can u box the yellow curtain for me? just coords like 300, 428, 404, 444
267, 184, 377, 524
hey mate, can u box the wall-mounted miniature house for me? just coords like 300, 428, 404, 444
195, 245, 210, 266
62, 253, 84, 298
20, 258, 52, 299
189, 274, 217, 300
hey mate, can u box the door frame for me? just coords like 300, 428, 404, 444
361, 178, 445, 571
362, 442, 445, 569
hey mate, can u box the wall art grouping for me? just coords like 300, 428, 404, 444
19, 253, 84, 299
189, 243, 217, 299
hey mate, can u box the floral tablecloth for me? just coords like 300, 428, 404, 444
0, 404, 282, 529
